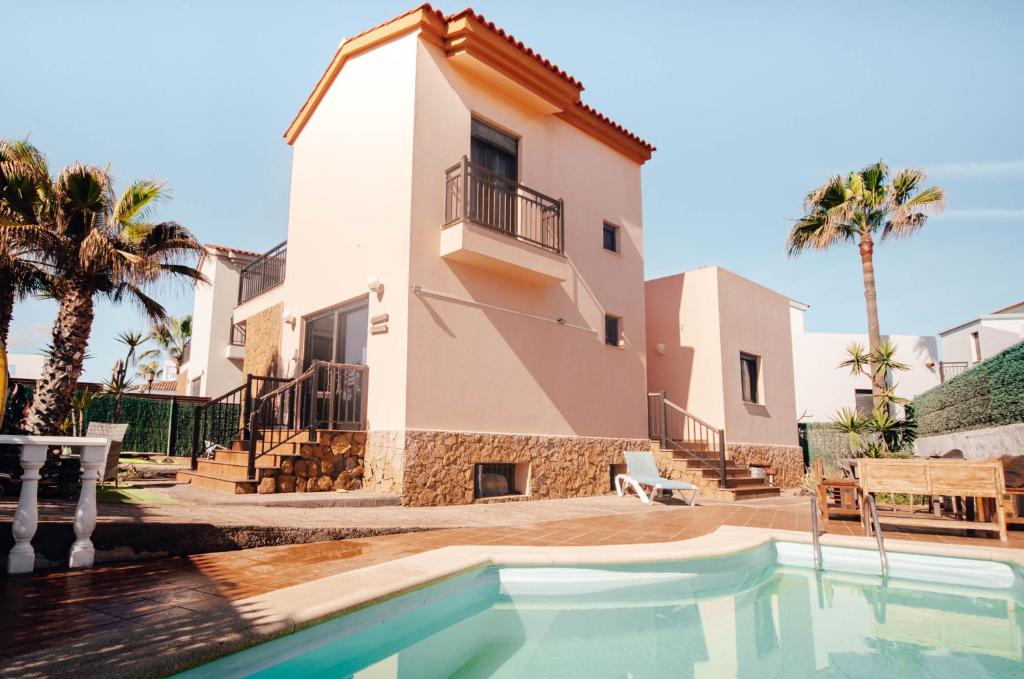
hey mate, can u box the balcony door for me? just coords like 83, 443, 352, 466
303, 299, 369, 370
470, 118, 518, 234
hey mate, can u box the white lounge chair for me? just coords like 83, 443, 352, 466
615, 450, 699, 506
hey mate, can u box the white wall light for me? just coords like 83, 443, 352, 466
656, 342, 666, 355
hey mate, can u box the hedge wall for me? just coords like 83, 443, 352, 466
2, 386, 212, 456
913, 341, 1024, 438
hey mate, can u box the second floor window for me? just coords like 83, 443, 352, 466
605, 315, 621, 347
603, 222, 619, 252
740, 352, 761, 404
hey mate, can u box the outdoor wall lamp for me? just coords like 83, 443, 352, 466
656, 342, 666, 355
282, 311, 296, 330
367, 274, 384, 298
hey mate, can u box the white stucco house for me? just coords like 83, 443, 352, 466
938, 300, 1024, 381
789, 301, 941, 422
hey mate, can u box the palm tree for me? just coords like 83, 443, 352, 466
12, 155, 205, 434
143, 315, 192, 370
0, 139, 50, 346
787, 161, 945, 405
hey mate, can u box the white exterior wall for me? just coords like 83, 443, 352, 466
789, 304, 940, 422
186, 252, 247, 396
939, 315, 1024, 365
6, 353, 45, 380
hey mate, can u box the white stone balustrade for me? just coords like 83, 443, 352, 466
0, 435, 110, 574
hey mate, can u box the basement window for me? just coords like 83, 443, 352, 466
474, 463, 528, 499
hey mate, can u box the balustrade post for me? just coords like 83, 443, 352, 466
659, 391, 668, 447
558, 198, 565, 254
460, 155, 469, 222
307, 364, 319, 442
247, 407, 259, 480
242, 374, 253, 439
718, 429, 728, 489
190, 405, 201, 470
69, 442, 108, 569
8, 444, 46, 574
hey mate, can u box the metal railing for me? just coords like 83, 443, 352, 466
444, 156, 564, 254
864, 494, 889, 578
647, 392, 728, 488
238, 241, 287, 304
810, 497, 822, 570
189, 374, 289, 470
229, 322, 246, 346
246, 361, 368, 479
939, 361, 969, 382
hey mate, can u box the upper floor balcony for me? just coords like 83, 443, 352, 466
441, 157, 568, 285
238, 241, 287, 304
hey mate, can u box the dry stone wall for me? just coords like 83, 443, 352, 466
400, 430, 650, 506
727, 443, 804, 488
255, 431, 366, 494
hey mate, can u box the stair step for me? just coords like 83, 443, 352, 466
196, 460, 276, 479
213, 449, 291, 466
176, 471, 257, 495
727, 484, 781, 499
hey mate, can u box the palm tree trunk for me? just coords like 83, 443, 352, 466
0, 281, 13, 349
25, 287, 95, 435
858, 233, 886, 407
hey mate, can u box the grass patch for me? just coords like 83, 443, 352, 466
97, 487, 178, 505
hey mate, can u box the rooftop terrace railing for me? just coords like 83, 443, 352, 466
444, 156, 564, 254
238, 241, 287, 304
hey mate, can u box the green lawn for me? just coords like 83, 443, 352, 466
97, 486, 178, 505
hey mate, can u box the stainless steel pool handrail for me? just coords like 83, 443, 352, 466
810, 497, 822, 570
865, 494, 889, 578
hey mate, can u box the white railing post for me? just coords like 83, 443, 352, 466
8, 444, 47, 574
68, 443, 108, 569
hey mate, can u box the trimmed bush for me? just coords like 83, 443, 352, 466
913, 341, 1024, 437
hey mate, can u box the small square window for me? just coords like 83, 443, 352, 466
740, 352, 761, 403
854, 389, 873, 416
605, 315, 621, 346
602, 222, 619, 252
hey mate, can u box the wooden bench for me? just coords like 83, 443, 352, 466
858, 458, 1008, 542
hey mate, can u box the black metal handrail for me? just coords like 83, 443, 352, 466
238, 241, 287, 304
189, 374, 289, 470
648, 392, 728, 488
444, 156, 564, 254
246, 361, 368, 479
939, 361, 969, 382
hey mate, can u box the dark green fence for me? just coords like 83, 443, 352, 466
2, 383, 213, 456
913, 341, 1024, 438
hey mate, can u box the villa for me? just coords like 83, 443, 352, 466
175, 6, 796, 504
938, 299, 1024, 381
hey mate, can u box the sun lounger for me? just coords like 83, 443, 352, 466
615, 450, 699, 506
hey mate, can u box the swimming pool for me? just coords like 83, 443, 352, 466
178, 541, 1024, 678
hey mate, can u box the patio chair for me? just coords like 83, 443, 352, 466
85, 422, 129, 486
615, 451, 699, 506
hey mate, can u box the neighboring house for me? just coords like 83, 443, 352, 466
126, 379, 179, 396
5, 353, 45, 381
645, 267, 802, 490
789, 302, 940, 422
177, 244, 259, 396
937, 300, 1024, 382
183, 6, 657, 504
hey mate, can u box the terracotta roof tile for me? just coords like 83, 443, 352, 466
574, 101, 656, 152
992, 300, 1024, 315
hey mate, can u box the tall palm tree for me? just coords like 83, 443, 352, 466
11, 155, 205, 434
787, 161, 945, 405
0, 139, 50, 346
143, 315, 192, 370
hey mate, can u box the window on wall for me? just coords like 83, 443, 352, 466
605, 315, 621, 347
740, 352, 761, 403
189, 376, 201, 397
602, 222, 619, 252
854, 389, 874, 416
970, 331, 982, 363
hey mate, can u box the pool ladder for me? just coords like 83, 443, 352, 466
810, 495, 888, 578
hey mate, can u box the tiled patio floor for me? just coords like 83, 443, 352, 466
3, 497, 1023, 662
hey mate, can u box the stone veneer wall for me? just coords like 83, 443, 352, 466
364, 430, 406, 495
727, 443, 804, 488
242, 303, 283, 377
400, 430, 650, 507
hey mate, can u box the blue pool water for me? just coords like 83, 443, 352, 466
179, 542, 1024, 678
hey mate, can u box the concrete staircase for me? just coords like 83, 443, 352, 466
655, 441, 781, 501
176, 430, 313, 494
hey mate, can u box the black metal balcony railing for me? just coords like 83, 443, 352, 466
444, 156, 564, 254
238, 241, 287, 304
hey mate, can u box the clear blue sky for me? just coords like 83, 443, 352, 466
4, 0, 1022, 381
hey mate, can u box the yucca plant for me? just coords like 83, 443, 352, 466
788, 162, 945, 407
4, 144, 207, 435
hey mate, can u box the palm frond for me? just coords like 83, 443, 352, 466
112, 179, 165, 228
838, 342, 870, 376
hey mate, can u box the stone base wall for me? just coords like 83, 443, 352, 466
242, 303, 282, 377
364, 430, 406, 495
727, 443, 804, 487
400, 430, 650, 507
256, 431, 366, 494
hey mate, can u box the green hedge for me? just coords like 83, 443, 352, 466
913, 341, 1024, 437
2, 386, 213, 456
799, 422, 857, 462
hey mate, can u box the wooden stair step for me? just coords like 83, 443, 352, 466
195, 460, 276, 480
175, 470, 257, 495
726, 484, 781, 499
213, 449, 290, 467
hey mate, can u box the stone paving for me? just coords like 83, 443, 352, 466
3, 494, 1023, 666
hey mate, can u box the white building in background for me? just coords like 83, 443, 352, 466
938, 300, 1024, 380
178, 244, 259, 397
789, 301, 940, 422
6, 353, 45, 380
